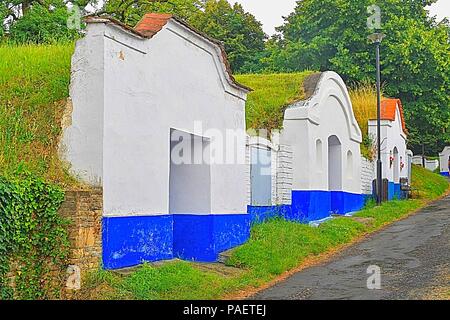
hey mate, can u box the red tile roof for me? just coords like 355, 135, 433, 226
84, 14, 251, 93
380, 98, 407, 134
135, 13, 173, 38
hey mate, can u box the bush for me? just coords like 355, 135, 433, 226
8, 5, 80, 44
0, 171, 69, 299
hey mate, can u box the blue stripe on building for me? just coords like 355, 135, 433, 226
387, 182, 403, 200
440, 172, 450, 177
173, 214, 251, 262
103, 213, 251, 269
330, 191, 367, 214
103, 187, 403, 270
247, 205, 291, 224
102, 215, 174, 270
248, 190, 367, 224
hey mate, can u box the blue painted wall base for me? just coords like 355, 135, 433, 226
248, 190, 367, 224
173, 214, 251, 262
103, 189, 374, 270
247, 205, 291, 224
102, 215, 174, 270
388, 182, 403, 200
103, 213, 251, 269
289, 190, 331, 222
440, 172, 449, 177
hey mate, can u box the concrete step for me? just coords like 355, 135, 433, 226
218, 249, 235, 264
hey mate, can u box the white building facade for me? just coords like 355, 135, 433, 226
59, 14, 251, 269
368, 99, 409, 200
439, 147, 450, 176
280, 72, 366, 222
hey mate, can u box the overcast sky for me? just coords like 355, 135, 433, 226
228, 0, 450, 35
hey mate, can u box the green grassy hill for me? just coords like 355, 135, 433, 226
0, 44, 74, 185
0, 44, 406, 185
236, 72, 314, 132
0, 45, 317, 185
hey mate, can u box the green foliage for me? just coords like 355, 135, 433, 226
264, 0, 450, 155
3, 2, 80, 44
189, 0, 267, 73
0, 43, 77, 186
0, 171, 69, 299
361, 134, 375, 160
103, 0, 204, 26
235, 72, 314, 131
102, 0, 266, 73
411, 164, 449, 199
228, 218, 366, 277
122, 262, 232, 300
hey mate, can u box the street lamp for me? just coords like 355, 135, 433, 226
368, 32, 386, 205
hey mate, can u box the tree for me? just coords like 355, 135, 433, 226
102, 0, 267, 73
1, 1, 92, 43
265, 0, 450, 154
190, 0, 266, 73
102, 0, 204, 26
7, 4, 79, 43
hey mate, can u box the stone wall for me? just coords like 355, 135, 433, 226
5, 189, 102, 296
59, 189, 103, 275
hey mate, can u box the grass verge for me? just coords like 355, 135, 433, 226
77, 165, 449, 300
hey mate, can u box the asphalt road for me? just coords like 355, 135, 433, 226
251, 196, 450, 300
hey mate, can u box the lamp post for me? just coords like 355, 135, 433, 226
368, 32, 386, 205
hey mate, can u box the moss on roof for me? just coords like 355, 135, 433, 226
235, 71, 316, 132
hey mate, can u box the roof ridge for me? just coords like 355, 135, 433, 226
83, 13, 251, 93
372, 98, 408, 134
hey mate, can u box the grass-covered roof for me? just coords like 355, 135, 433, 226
235, 72, 315, 132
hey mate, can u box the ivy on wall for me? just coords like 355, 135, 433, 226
0, 172, 69, 299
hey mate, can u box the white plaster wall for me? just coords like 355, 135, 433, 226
406, 150, 413, 182
439, 147, 450, 173
281, 72, 363, 194
59, 24, 105, 187
281, 119, 312, 190
64, 20, 248, 217
425, 160, 439, 172
361, 156, 375, 195
368, 105, 408, 183
412, 156, 424, 166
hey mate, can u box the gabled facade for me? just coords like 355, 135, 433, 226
369, 98, 409, 200
59, 14, 251, 269
281, 72, 365, 221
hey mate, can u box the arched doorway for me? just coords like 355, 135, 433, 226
328, 135, 342, 191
